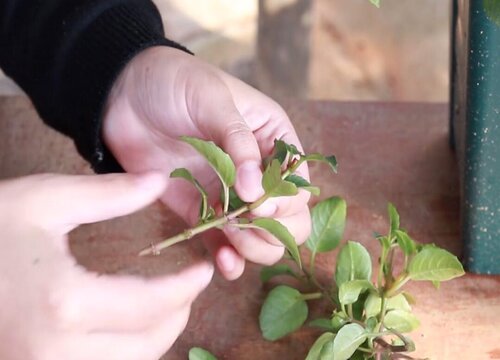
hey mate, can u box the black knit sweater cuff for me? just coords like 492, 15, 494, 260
58, 1, 190, 173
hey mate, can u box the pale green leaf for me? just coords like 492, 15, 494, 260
305, 332, 335, 360
259, 285, 308, 341
321, 324, 367, 360
180, 136, 236, 188
335, 241, 372, 287
369, 0, 380, 8
338, 280, 375, 306
364, 293, 411, 318
170, 168, 209, 219
303, 154, 338, 173
408, 247, 465, 281
384, 310, 420, 333
388, 203, 400, 234
252, 218, 301, 268
394, 229, 417, 256
262, 159, 298, 197
306, 197, 346, 253
331, 313, 347, 332
284, 174, 320, 196
260, 264, 298, 283
188, 347, 218, 360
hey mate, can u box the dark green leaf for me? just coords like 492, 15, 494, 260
408, 247, 465, 281
309, 318, 335, 331
305, 332, 335, 360
262, 160, 299, 197
484, 0, 500, 26
251, 218, 301, 268
387, 203, 400, 234
227, 188, 246, 211
364, 293, 411, 318
188, 347, 218, 360
384, 310, 420, 333
303, 154, 338, 173
394, 230, 417, 256
170, 168, 209, 219
259, 285, 308, 341
284, 174, 320, 196
338, 280, 375, 306
306, 197, 346, 253
322, 324, 367, 360
180, 136, 236, 188
260, 264, 298, 283
335, 241, 372, 287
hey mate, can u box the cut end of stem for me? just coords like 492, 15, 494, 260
138, 244, 161, 257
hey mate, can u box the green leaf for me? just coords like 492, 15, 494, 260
384, 310, 420, 333
364, 293, 411, 318
309, 318, 335, 330
408, 247, 465, 281
284, 174, 320, 196
306, 197, 347, 254
394, 230, 417, 256
331, 313, 347, 332
251, 218, 302, 268
260, 264, 298, 283
170, 168, 209, 220
303, 154, 338, 173
180, 136, 236, 188
322, 324, 367, 360
188, 347, 218, 360
387, 203, 400, 234
335, 241, 372, 287
377, 235, 391, 250
484, 0, 500, 27
432, 280, 441, 289
227, 188, 246, 211
338, 280, 375, 306
365, 317, 378, 332
369, 0, 380, 8
305, 332, 335, 360
262, 159, 299, 197
259, 285, 308, 341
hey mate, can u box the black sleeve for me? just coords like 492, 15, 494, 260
0, 0, 190, 173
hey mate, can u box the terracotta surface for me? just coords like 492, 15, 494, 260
0, 96, 499, 359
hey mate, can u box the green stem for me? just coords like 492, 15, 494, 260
309, 251, 317, 281
300, 292, 323, 301
377, 245, 388, 289
385, 274, 411, 298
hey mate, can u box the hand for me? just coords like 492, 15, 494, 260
0, 173, 213, 360
103, 47, 311, 280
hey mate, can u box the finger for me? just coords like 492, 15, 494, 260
25, 172, 167, 231
223, 225, 285, 266
249, 207, 311, 247
191, 80, 264, 203
202, 230, 245, 280
53, 263, 213, 332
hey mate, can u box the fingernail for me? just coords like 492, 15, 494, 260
218, 247, 235, 273
252, 200, 278, 217
237, 161, 263, 201
135, 171, 166, 191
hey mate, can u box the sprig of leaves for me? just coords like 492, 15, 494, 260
258, 202, 465, 360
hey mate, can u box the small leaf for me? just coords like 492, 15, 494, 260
384, 310, 420, 333
305, 332, 335, 360
338, 280, 375, 306
365, 317, 378, 332
364, 293, 411, 318
331, 313, 347, 332
259, 285, 308, 341
227, 188, 246, 211
335, 241, 372, 287
303, 154, 338, 173
377, 235, 391, 250
188, 347, 218, 360
251, 218, 301, 268
394, 229, 417, 256
369, 0, 380, 8
262, 159, 299, 197
322, 324, 367, 360
170, 168, 209, 219
284, 174, 320, 196
307, 197, 347, 254
432, 280, 441, 289
387, 203, 400, 234
180, 136, 236, 188
260, 264, 298, 283
402, 291, 416, 305
309, 318, 335, 330
408, 247, 465, 281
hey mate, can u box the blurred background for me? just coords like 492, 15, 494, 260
0, 0, 450, 102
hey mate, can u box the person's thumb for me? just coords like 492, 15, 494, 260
25, 172, 167, 232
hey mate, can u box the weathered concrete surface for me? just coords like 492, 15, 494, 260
0, 96, 498, 359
